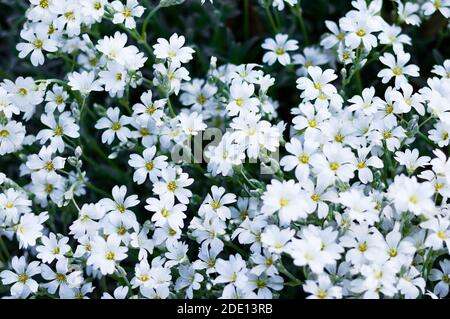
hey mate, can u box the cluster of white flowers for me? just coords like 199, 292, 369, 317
0, 0, 450, 299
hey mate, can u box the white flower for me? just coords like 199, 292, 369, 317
198, 186, 237, 220
260, 225, 294, 254
378, 48, 420, 89
378, 23, 411, 52
153, 167, 193, 204
87, 235, 128, 275
303, 275, 342, 299
340, 14, 380, 51
100, 185, 139, 228
36, 233, 70, 263
98, 61, 127, 97
422, 216, 450, 251
261, 34, 298, 66
0, 256, 40, 298
132, 90, 166, 124
430, 260, 450, 297
261, 179, 307, 225
0, 121, 26, 155
36, 111, 80, 153
397, 1, 421, 26
16, 24, 57, 66
395, 149, 430, 174
293, 47, 329, 76
68, 71, 103, 95
16, 212, 49, 249
129, 146, 168, 184
44, 85, 68, 113
69, 203, 106, 239
296, 66, 339, 107
348, 87, 384, 116
226, 80, 259, 116
280, 138, 319, 181
81, 0, 107, 22
214, 254, 248, 288
26, 146, 66, 179
145, 195, 187, 230
422, 0, 450, 18
41, 259, 83, 297
388, 175, 435, 216
178, 111, 207, 136
311, 143, 356, 187
153, 33, 195, 68
111, 0, 145, 29
95, 107, 132, 144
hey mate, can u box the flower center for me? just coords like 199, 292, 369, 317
117, 204, 126, 213
115, 73, 123, 81
94, 1, 102, 10
54, 125, 64, 136
334, 133, 344, 143
5, 202, 14, 209
313, 82, 322, 90
140, 128, 149, 136
329, 162, 340, 171
211, 201, 221, 209
45, 161, 55, 171
111, 122, 122, 131
18, 273, 28, 283
299, 154, 309, 164
358, 242, 368, 252
317, 290, 327, 299
235, 98, 244, 107
196, 95, 206, 105
34, 39, 43, 49
122, 7, 132, 17
56, 273, 66, 283
105, 251, 115, 260
117, 226, 126, 236
409, 195, 418, 204
275, 47, 285, 55
279, 198, 289, 207
18, 87, 28, 96
437, 231, 447, 240
383, 131, 392, 139
308, 119, 317, 128
52, 247, 60, 255
167, 181, 177, 192
311, 193, 321, 202
146, 105, 156, 114
388, 248, 398, 257
356, 29, 366, 37
64, 11, 75, 20
357, 162, 366, 169
40, 0, 49, 8
392, 67, 403, 76
0, 129, 9, 138
145, 161, 154, 171
45, 184, 53, 193
55, 95, 65, 104
161, 209, 169, 218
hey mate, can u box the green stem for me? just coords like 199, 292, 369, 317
141, 4, 161, 40
263, 0, 278, 33
292, 3, 309, 45
278, 261, 302, 286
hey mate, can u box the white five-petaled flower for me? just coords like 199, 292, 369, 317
261, 34, 298, 66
